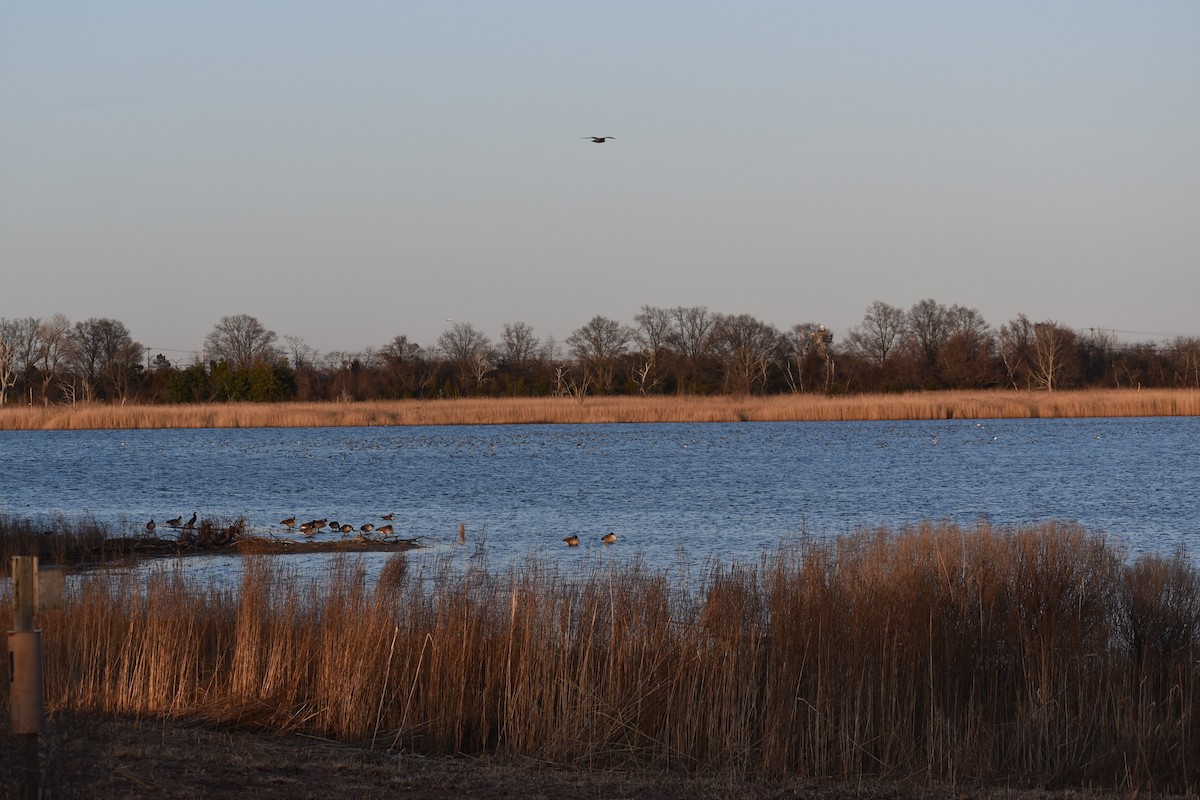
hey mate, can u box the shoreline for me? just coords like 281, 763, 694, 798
1, 388, 1198, 431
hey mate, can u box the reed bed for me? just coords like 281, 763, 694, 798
0, 514, 267, 573
0, 513, 150, 571
1, 389, 1198, 430
5, 521, 1199, 791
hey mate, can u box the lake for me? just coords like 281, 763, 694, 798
2, 416, 1198, 576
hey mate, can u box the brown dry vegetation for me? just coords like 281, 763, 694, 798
5, 522, 1200, 795
0, 514, 418, 575
1, 388, 1198, 430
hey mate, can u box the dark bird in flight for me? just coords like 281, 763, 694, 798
582, 136, 616, 143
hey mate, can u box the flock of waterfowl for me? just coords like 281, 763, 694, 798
144, 512, 196, 533
145, 512, 619, 548
278, 514, 399, 541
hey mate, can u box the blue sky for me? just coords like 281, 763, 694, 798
3, 2, 1197, 360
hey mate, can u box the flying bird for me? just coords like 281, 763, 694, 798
582, 136, 616, 143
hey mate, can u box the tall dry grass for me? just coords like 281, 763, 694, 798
1, 389, 1198, 430
5, 521, 1199, 791
0, 513, 150, 572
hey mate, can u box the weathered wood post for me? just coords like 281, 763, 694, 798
8, 556, 45, 800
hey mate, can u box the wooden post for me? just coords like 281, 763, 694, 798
9, 556, 42, 800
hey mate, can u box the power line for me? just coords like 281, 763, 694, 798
1105, 328, 1199, 338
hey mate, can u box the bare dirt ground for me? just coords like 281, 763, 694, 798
0, 713, 1153, 800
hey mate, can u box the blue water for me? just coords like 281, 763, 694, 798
1, 417, 1198, 572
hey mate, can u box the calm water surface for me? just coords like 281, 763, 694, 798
2, 417, 1198, 575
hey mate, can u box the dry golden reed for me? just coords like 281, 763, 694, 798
7, 522, 1200, 792
1, 389, 1198, 430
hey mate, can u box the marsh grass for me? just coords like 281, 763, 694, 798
0, 514, 296, 574
0, 513, 152, 572
1, 389, 1198, 430
4, 521, 1199, 791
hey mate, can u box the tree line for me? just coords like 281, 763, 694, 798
1, 302, 1198, 406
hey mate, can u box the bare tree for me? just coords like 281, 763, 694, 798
937, 305, 993, 388
498, 322, 541, 371
1029, 320, 1080, 391
566, 315, 632, 394
67, 317, 142, 401
845, 301, 907, 368
378, 334, 430, 397
437, 322, 493, 395
998, 314, 1035, 389
9, 318, 41, 393
0, 319, 18, 405
205, 314, 280, 371
713, 313, 780, 395
783, 323, 835, 393
631, 305, 673, 395
1165, 336, 1200, 388
553, 363, 592, 402
904, 299, 951, 385
283, 335, 318, 369
37, 314, 72, 403
668, 306, 718, 392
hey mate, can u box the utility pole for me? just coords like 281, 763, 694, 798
8, 557, 61, 800
9, 556, 43, 799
